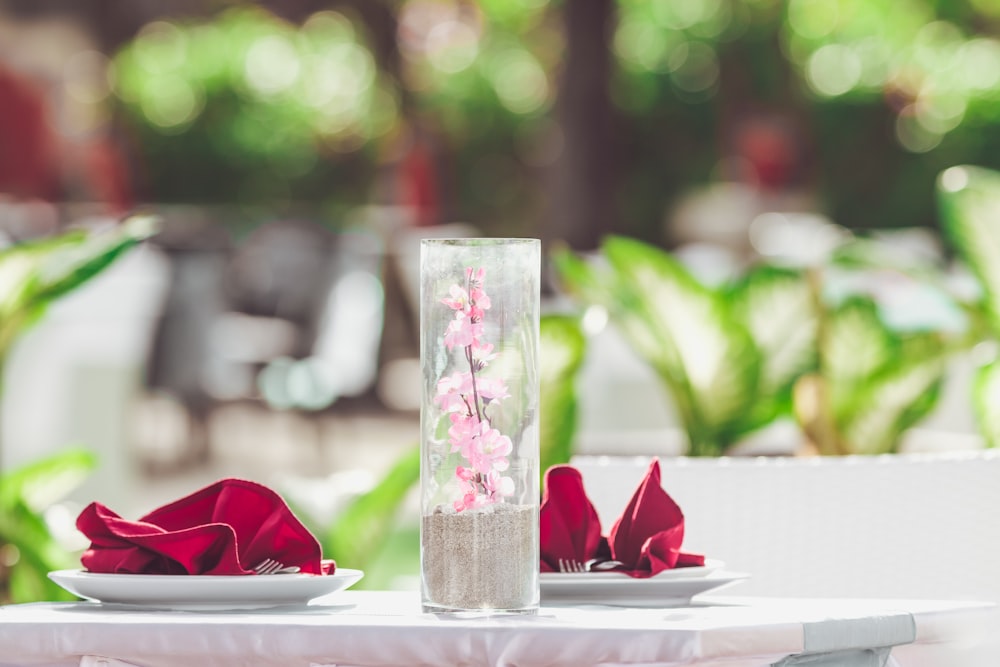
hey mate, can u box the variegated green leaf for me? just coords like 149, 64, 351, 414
0, 447, 97, 511
937, 165, 1000, 331
539, 315, 585, 474
822, 297, 895, 420
323, 444, 420, 580
728, 266, 818, 401
551, 247, 670, 372
31, 215, 159, 304
601, 236, 760, 453
841, 345, 945, 455
0, 449, 97, 603
0, 215, 159, 360
972, 357, 1000, 448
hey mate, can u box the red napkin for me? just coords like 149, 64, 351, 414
539, 466, 608, 572
540, 458, 704, 578
76, 478, 335, 576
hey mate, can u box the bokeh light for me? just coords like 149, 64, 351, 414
491, 49, 549, 115
244, 35, 301, 97
806, 44, 861, 97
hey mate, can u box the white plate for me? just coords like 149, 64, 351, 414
540, 562, 747, 607
48, 568, 364, 610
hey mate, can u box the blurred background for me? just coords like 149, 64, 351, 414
3, 0, 1000, 596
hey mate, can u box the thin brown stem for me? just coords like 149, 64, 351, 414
466, 345, 483, 423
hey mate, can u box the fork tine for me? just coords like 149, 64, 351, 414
557, 558, 587, 573
252, 558, 283, 575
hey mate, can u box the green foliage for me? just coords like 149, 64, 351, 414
938, 166, 1000, 330
973, 359, 1000, 449
0, 449, 97, 603
539, 314, 586, 475
726, 265, 818, 426
794, 297, 948, 455
0, 215, 159, 364
111, 8, 390, 204
554, 236, 817, 455
321, 444, 420, 586
555, 235, 958, 455
937, 164, 1000, 447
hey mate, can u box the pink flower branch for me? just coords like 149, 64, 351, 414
435, 267, 513, 511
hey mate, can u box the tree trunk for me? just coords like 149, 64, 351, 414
546, 0, 616, 252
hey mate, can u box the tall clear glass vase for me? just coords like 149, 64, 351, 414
419, 238, 540, 614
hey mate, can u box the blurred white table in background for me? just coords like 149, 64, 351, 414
573, 453, 1000, 666
0, 591, 991, 667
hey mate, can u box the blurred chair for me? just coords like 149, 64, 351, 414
218, 220, 385, 412
224, 220, 336, 356
266, 228, 386, 411
143, 218, 232, 466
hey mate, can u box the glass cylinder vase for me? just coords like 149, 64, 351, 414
419, 238, 540, 614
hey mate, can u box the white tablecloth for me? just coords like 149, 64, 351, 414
0, 592, 990, 667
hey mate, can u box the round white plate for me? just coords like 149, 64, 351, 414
540, 561, 748, 607
48, 568, 364, 610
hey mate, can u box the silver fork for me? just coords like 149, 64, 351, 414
557, 558, 624, 572
557, 558, 587, 573
251, 558, 300, 575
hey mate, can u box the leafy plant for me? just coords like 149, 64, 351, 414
319, 444, 420, 589
937, 164, 1000, 448
554, 235, 958, 455
538, 314, 586, 475
553, 235, 817, 455
0, 449, 97, 603
0, 215, 158, 376
793, 297, 949, 455
0, 214, 157, 603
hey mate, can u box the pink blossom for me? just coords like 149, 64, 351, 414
453, 487, 479, 512
435, 372, 473, 413
447, 413, 479, 457
467, 304, 487, 324
476, 376, 509, 402
484, 470, 515, 500
470, 287, 490, 311
471, 341, 497, 365
471, 426, 512, 474
444, 314, 483, 350
453, 472, 489, 511
441, 284, 469, 311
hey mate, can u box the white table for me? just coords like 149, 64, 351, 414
0, 592, 991, 667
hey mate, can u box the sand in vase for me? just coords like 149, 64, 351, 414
422, 503, 538, 612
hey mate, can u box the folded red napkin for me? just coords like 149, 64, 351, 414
539, 466, 609, 572
540, 458, 704, 578
76, 478, 335, 576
